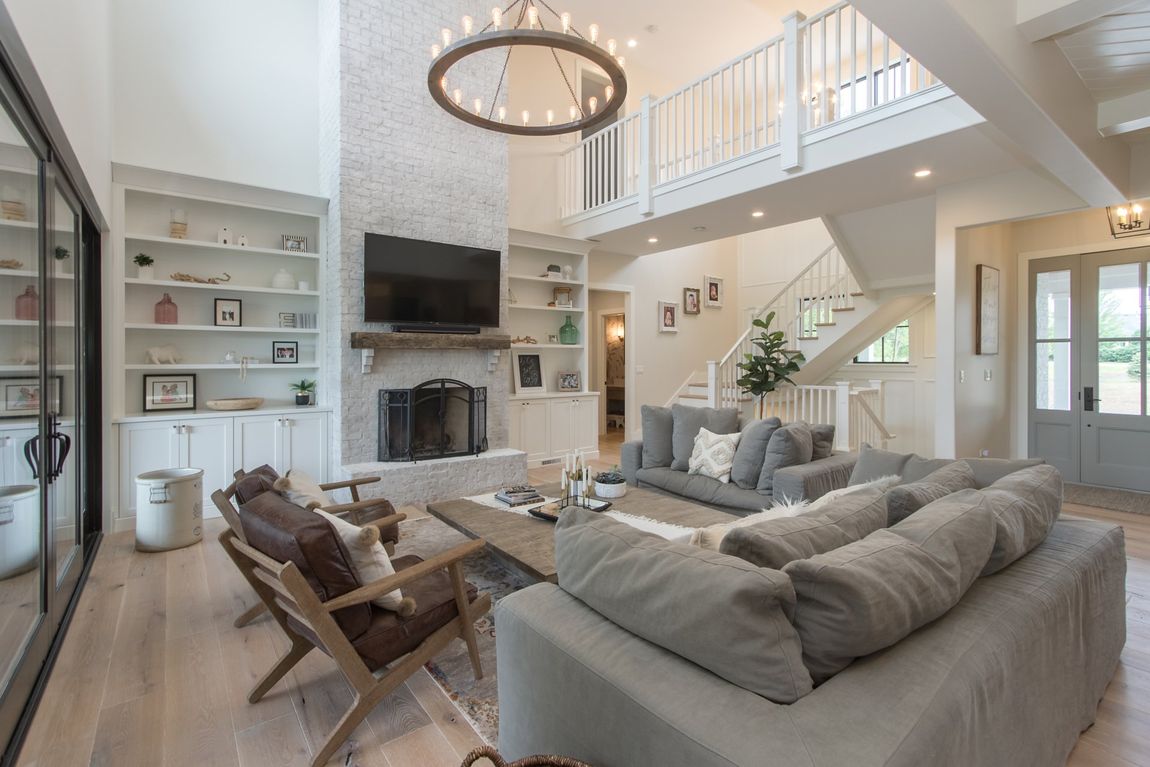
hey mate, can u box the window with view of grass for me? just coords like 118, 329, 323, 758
854, 319, 910, 364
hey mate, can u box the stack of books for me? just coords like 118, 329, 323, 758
495, 485, 545, 507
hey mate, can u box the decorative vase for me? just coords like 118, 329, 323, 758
271, 268, 295, 289
137, 265, 154, 281
595, 481, 627, 499
154, 293, 178, 325
559, 315, 579, 345
295, 392, 312, 406
169, 208, 187, 239
14, 285, 38, 320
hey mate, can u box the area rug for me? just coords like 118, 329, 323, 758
398, 515, 533, 746
1064, 483, 1150, 516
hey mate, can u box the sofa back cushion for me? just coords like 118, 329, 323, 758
848, 443, 913, 485
670, 404, 739, 472
963, 457, 1045, 489
555, 508, 813, 703
238, 490, 372, 640
234, 464, 279, 505
730, 417, 781, 489
783, 489, 996, 683
756, 421, 814, 495
641, 405, 674, 469
980, 463, 1062, 575
885, 460, 977, 525
810, 424, 836, 461
719, 485, 887, 569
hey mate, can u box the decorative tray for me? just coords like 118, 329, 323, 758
527, 499, 612, 522
205, 397, 264, 411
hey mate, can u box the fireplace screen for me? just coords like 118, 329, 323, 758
378, 379, 488, 462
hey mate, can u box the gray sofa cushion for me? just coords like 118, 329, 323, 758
730, 417, 781, 489
757, 422, 814, 495
641, 405, 674, 469
848, 443, 914, 485
670, 404, 739, 472
784, 489, 996, 683
772, 452, 857, 503
554, 509, 813, 703
980, 463, 1063, 575
810, 424, 836, 461
635, 467, 768, 513
901, 455, 953, 483
964, 457, 1045, 489
719, 486, 888, 569
886, 460, 977, 525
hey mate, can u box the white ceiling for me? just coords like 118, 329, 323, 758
1055, 2, 1150, 102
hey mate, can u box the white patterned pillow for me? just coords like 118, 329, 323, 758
688, 428, 742, 483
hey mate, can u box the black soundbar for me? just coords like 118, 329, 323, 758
392, 323, 481, 335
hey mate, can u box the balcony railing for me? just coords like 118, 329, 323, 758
559, 2, 938, 219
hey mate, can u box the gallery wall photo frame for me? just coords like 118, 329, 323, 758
143, 373, 197, 412
658, 300, 680, 333
0, 375, 62, 419
214, 298, 242, 327
976, 264, 1000, 355
512, 351, 547, 394
704, 275, 724, 308
683, 287, 701, 315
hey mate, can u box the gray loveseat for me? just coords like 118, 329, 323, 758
620, 404, 856, 515
496, 459, 1126, 767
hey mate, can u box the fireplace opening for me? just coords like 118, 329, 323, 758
379, 379, 487, 462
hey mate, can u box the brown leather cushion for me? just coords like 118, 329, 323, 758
351, 555, 478, 670
234, 464, 279, 505
238, 491, 372, 640
377, 522, 400, 546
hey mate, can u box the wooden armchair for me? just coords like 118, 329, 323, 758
213, 468, 406, 628
220, 495, 491, 767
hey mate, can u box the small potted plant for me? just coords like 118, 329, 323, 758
133, 253, 155, 281
594, 466, 627, 498
54, 245, 71, 274
290, 379, 316, 406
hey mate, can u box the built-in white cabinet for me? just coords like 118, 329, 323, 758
116, 409, 330, 526
509, 393, 599, 466
549, 396, 598, 455
509, 399, 551, 464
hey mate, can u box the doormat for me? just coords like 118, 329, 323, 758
1064, 483, 1150, 516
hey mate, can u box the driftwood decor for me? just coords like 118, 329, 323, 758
350, 332, 511, 350
169, 271, 232, 284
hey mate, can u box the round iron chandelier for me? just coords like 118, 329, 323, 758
427, 0, 628, 137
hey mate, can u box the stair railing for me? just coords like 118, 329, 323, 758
758, 380, 894, 449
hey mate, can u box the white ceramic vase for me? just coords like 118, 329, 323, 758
594, 481, 627, 499
137, 265, 154, 281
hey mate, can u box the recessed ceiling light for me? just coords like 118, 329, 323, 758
692, 225, 707, 231
751, 210, 765, 218
647, 236, 659, 243
627, 38, 638, 48
914, 168, 932, 178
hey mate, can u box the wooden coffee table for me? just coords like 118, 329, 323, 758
426, 483, 737, 583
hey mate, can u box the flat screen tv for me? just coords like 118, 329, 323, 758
363, 233, 501, 327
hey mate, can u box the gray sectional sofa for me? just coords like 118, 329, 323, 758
496, 455, 1127, 767
620, 404, 857, 515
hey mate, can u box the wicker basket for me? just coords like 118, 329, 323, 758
461, 746, 593, 767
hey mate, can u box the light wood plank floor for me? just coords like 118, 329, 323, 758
13, 455, 1150, 766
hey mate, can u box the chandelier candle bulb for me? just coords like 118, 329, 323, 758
522, 110, 530, 125
605, 85, 614, 101
431, 44, 440, 58
527, 6, 538, 28
617, 56, 625, 68
498, 105, 507, 122
462, 15, 473, 35
441, 28, 452, 47
547, 109, 554, 125
588, 96, 597, 113
561, 12, 571, 33
607, 38, 617, 56
473, 98, 482, 114
491, 6, 501, 28
453, 88, 463, 105
569, 105, 578, 121
589, 23, 599, 43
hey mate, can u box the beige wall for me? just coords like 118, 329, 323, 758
737, 218, 834, 318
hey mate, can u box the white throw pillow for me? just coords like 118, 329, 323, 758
273, 469, 330, 510
689, 505, 808, 550
687, 428, 742, 483
313, 509, 415, 615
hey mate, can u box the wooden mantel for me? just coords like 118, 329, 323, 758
349, 332, 512, 351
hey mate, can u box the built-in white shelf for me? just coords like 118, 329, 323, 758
124, 323, 320, 334
509, 391, 600, 400
123, 363, 320, 371
508, 273, 586, 287
0, 364, 75, 372
126, 233, 321, 260
114, 404, 333, 424
124, 277, 319, 297
510, 304, 584, 313
0, 220, 36, 231
0, 269, 73, 280
0, 319, 74, 327
512, 344, 584, 350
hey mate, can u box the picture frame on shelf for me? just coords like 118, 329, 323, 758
273, 341, 299, 364
683, 287, 701, 315
214, 298, 242, 327
0, 376, 61, 419
512, 351, 547, 394
659, 300, 680, 333
282, 235, 308, 252
143, 374, 196, 412
278, 312, 297, 328
557, 370, 581, 392
704, 275, 724, 308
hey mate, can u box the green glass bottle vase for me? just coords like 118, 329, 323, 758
559, 315, 579, 345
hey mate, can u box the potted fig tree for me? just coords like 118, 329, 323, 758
736, 310, 805, 419
593, 466, 627, 498
290, 379, 316, 406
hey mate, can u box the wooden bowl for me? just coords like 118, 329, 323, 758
205, 397, 264, 411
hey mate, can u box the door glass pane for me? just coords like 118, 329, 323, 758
0, 110, 42, 691
1036, 270, 1071, 339
50, 186, 79, 583
1036, 341, 1072, 410
1098, 341, 1142, 414
1098, 263, 1141, 338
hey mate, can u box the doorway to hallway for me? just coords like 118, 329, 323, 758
588, 287, 632, 460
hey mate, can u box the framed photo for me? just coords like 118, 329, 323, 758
557, 370, 581, 392
0, 376, 61, 419
704, 275, 724, 308
683, 287, 701, 315
143, 374, 196, 412
282, 235, 308, 252
659, 300, 680, 333
976, 264, 1000, 355
278, 312, 297, 328
214, 298, 242, 327
512, 352, 546, 394
272, 341, 299, 364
